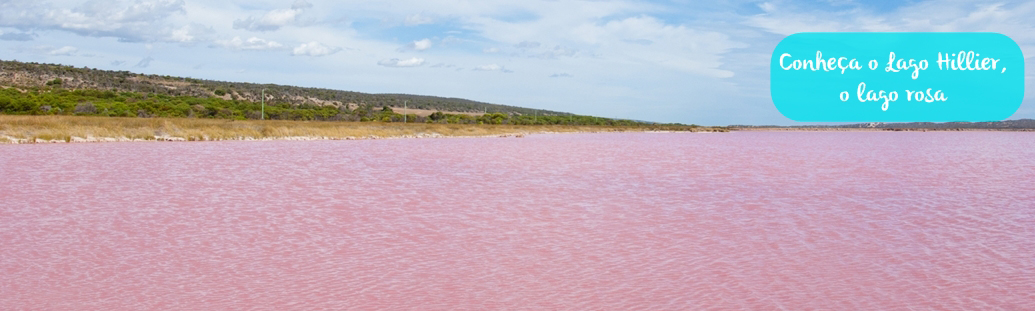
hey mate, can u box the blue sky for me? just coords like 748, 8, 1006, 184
1, 0, 1033, 125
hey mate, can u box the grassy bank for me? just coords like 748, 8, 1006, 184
0, 115, 726, 144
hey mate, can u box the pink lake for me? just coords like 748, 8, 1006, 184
2, 132, 1034, 310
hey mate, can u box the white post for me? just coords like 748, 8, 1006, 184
403, 100, 407, 123
261, 88, 265, 120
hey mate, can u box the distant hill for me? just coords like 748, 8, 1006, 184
0, 59, 568, 116
0, 59, 683, 126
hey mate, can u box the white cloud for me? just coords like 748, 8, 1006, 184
474, 64, 502, 71
48, 46, 78, 56
758, 2, 776, 13
483, 47, 500, 53
451, 5, 741, 77
378, 57, 426, 67
167, 24, 213, 44
747, 1, 1035, 38
405, 13, 433, 26
473, 64, 512, 73
398, 38, 432, 52
441, 36, 465, 45
215, 36, 284, 51
550, 73, 573, 78
169, 26, 194, 43
292, 41, 340, 56
571, 15, 743, 78
515, 41, 541, 49
234, 1, 313, 32
0, 0, 187, 43
413, 39, 432, 51
527, 45, 580, 59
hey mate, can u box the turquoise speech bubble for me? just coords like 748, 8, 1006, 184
770, 32, 1024, 122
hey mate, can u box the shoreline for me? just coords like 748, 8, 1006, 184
6, 116, 1031, 145
0, 115, 724, 145
0, 131, 668, 144
730, 127, 1035, 132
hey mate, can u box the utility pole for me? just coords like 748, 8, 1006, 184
261, 88, 266, 120
403, 100, 407, 123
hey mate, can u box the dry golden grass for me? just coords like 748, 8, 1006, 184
0, 115, 724, 143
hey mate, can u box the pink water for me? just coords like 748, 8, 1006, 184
2, 132, 1034, 310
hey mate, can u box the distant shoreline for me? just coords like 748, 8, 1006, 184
728, 119, 1035, 131
730, 127, 1035, 132
0, 115, 726, 144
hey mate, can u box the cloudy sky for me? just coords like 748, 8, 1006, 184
1, 0, 1033, 125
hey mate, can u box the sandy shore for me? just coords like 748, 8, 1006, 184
0, 115, 724, 144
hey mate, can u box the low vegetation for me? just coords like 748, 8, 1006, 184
1, 81, 679, 126
0, 115, 725, 143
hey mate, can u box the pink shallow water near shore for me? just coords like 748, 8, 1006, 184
2, 132, 1034, 310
